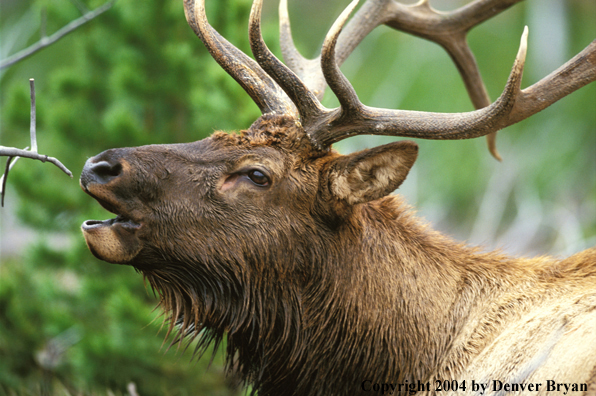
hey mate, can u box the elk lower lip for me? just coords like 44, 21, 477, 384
82, 216, 141, 230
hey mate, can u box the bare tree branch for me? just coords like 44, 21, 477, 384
0, 79, 73, 207
0, 147, 72, 177
0, 1, 115, 70
30, 79, 38, 153
1, 157, 16, 207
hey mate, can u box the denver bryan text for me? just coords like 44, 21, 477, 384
478, 380, 588, 395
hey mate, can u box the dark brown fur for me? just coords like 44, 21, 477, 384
81, 114, 596, 396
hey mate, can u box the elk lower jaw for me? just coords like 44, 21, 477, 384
81, 216, 142, 264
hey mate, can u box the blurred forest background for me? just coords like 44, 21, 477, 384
0, 0, 594, 394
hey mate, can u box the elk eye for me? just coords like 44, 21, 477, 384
247, 169, 270, 186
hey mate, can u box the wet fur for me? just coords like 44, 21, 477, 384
83, 115, 596, 395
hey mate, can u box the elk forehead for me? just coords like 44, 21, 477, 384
227, 114, 324, 156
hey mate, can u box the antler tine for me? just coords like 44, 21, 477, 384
183, 0, 295, 116
278, 0, 325, 99
320, 0, 362, 114
311, 27, 529, 146
249, 0, 326, 124
279, 0, 395, 102
506, 39, 596, 125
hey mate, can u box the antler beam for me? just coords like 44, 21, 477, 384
311, 25, 529, 145
505, 40, 596, 125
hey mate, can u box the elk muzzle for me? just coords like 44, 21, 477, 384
80, 152, 143, 264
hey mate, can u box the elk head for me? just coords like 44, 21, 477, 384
81, 0, 595, 266
80, 0, 595, 392
81, 112, 423, 260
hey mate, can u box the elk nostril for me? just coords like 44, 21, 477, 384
89, 161, 123, 183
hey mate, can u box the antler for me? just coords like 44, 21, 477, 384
280, 0, 526, 158
248, 0, 327, 123
183, 0, 296, 116
186, 0, 596, 153
313, 22, 528, 145
280, 0, 596, 157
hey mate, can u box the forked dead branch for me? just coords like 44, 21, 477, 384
80, 0, 595, 395
0, 79, 72, 207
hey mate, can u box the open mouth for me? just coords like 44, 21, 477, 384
80, 160, 145, 264
80, 192, 144, 264
82, 215, 141, 231
82, 191, 142, 231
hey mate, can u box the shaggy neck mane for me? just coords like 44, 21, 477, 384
139, 195, 580, 395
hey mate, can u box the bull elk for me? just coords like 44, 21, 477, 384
80, 0, 596, 394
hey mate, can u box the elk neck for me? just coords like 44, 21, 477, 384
287, 194, 564, 387
141, 182, 577, 394
330, 195, 596, 385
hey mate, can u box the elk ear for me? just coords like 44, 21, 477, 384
327, 140, 418, 205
